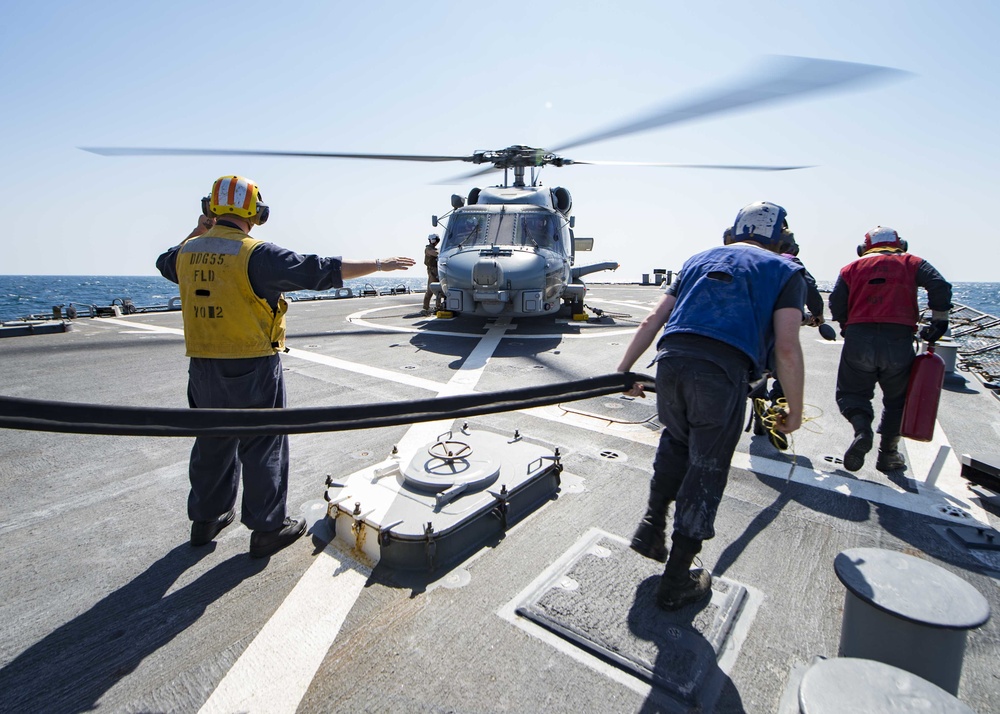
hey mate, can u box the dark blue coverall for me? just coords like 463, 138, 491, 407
157, 229, 344, 531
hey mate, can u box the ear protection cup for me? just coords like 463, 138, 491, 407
255, 204, 269, 225
201, 196, 212, 218
858, 238, 907, 257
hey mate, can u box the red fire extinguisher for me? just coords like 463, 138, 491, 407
900, 344, 946, 442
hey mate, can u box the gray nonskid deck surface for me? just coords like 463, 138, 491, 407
0, 285, 997, 713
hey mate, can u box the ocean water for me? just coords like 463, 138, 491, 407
1, 275, 998, 323
0, 275, 428, 322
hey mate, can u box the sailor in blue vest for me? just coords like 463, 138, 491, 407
617, 201, 807, 610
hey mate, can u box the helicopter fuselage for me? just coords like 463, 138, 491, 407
436, 185, 584, 317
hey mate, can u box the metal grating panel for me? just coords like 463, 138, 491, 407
516, 530, 747, 704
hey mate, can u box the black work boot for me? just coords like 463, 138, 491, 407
656, 535, 712, 611
249, 516, 307, 558
876, 435, 907, 473
843, 414, 874, 472
190, 507, 236, 547
630, 491, 671, 563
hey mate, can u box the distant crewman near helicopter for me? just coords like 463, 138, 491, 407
156, 175, 415, 558
617, 201, 806, 610
829, 226, 952, 473
422, 234, 442, 315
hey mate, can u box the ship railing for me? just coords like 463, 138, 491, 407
288, 287, 355, 302
922, 302, 1000, 383
950, 317, 1000, 338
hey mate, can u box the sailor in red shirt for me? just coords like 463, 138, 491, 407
829, 226, 952, 473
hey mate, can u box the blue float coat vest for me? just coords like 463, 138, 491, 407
661, 243, 802, 374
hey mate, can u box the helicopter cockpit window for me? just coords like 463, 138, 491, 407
518, 212, 561, 250
444, 213, 489, 249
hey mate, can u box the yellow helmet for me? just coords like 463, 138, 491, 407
202, 175, 270, 224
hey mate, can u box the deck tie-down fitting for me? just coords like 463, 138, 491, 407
489, 484, 510, 530
424, 522, 437, 570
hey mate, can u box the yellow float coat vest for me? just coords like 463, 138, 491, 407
176, 226, 287, 358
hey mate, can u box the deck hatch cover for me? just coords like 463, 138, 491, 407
946, 524, 1000, 551
515, 530, 747, 704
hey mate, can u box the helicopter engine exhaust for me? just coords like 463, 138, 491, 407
551, 187, 572, 214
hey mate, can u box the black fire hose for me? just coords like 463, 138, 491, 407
0, 373, 655, 437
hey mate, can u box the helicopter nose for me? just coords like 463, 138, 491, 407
472, 259, 504, 288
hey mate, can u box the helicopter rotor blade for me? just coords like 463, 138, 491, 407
549, 56, 909, 154
433, 165, 503, 185
571, 160, 813, 171
79, 147, 474, 163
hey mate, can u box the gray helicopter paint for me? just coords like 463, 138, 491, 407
474, 186, 556, 207
438, 198, 586, 317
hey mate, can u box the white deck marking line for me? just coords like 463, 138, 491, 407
734, 442, 988, 526
101, 317, 184, 335
347, 304, 494, 338
101, 317, 448, 393
331, 318, 514, 523
584, 297, 659, 309
284, 347, 445, 392
199, 318, 513, 713
347, 304, 641, 339
109, 313, 984, 525
906, 420, 989, 522
102, 317, 632, 421
198, 544, 370, 714
507, 329, 640, 339
515, 403, 988, 525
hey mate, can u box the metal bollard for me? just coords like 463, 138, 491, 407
834, 548, 990, 695
797, 658, 975, 713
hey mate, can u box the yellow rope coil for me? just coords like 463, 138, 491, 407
753, 397, 824, 481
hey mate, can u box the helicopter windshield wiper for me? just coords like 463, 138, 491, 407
457, 223, 481, 249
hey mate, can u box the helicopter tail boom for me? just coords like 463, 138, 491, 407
572, 262, 620, 281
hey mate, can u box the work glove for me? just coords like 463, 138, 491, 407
919, 320, 949, 343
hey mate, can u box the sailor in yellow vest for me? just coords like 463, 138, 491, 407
157, 176, 415, 558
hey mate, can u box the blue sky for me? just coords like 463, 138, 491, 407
1, 0, 997, 282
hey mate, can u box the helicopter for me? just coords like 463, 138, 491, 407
427, 148, 615, 318
83, 56, 904, 318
